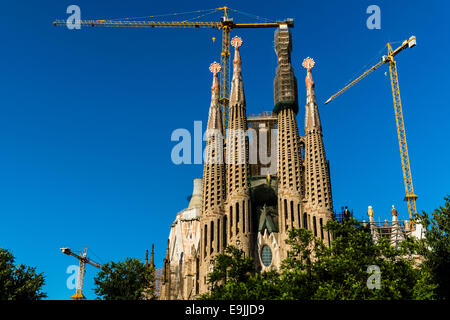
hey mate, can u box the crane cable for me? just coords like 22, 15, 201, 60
227, 7, 274, 22
104, 8, 219, 22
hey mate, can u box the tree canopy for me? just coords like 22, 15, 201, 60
200, 203, 448, 300
93, 257, 155, 300
0, 248, 46, 300
414, 195, 450, 300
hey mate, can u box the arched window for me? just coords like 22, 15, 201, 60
223, 216, 227, 248
204, 224, 208, 257
303, 213, 308, 230
290, 201, 294, 228
210, 221, 214, 254
313, 216, 317, 237
320, 218, 324, 239
284, 199, 288, 231
216, 219, 220, 252
236, 202, 240, 234
242, 200, 246, 233
230, 206, 233, 237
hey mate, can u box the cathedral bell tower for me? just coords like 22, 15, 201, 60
224, 36, 253, 258
273, 25, 303, 260
302, 57, 333, 245
199, 61, 227, 293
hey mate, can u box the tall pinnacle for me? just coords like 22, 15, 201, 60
302, 57, 333, 222
206, 62, 223, 132
273, 25, 298, 114
225, 34, 252, 256
302, 57, 321, 132
303, 57, 316, 104
229, 36, 245, 107
150, 244, 155, 268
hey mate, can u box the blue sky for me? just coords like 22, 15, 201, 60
0, 0, 448, 300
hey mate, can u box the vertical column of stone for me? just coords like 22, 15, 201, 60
302, 57, 333, 245
273, 25, 303, 260
198, 62, 226, 294
160, 239, 171, 300
225, 36, 252, 257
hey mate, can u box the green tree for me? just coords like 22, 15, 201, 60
199, 246, 281, 300
201, 217, 438, 300
93, 258, 155, 300
279, 219, 434, 299
415, 195, 450, 299
0, 248, 46, 300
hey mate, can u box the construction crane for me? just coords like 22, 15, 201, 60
60, 247, 101, 300
325, 36, 418, 226
53, 6, 294, 127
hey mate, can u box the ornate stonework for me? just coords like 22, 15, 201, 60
161, 26, 334, 299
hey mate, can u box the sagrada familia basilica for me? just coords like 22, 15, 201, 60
160, 24, 335, 299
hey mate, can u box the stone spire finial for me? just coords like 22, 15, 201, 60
391, 205, 398, 217
231, 36, 243, 69
209, 61, 220, 101
302, 57, 316, 104
231, 36, 243, 79
206, 62, 224, 133
368, 205, 374, 217
150, 244, 155, 268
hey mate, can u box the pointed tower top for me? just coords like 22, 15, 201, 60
231, 36, 243, 75
209, 61, 221, 102
391, 205, 398, 216
231, 36, 243, 48
368, 205, 374, 217
209, 61, 221, 75
302, 57, 316, 104
302, 57, 315, 70
150, 244, 155, 268
206, 62, 223, 132
229, 36, 245, 107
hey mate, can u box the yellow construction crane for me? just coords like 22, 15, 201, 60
60, 247, 101, 300
53, 6, 294, 127
325, 36, 418, 226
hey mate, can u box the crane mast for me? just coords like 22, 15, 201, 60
325, 36, 418, 225
386, 42, 418, 220
53, 6, 294, 128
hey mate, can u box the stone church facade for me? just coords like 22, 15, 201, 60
160, 25, 334, 300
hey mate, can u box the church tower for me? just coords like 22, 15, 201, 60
273, 25, 303, 259
198, 62, 227, 293
224, 36, 253, 257
302, 57, 333, 245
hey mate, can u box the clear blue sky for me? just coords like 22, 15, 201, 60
0, 0, 448, 300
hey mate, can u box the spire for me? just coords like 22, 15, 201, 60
302, 57, 321, 132
150, 244, 155, 268
188, 178, 203, 209
206, 62, 223, 133
202, 62, 226, 211
229, 36, 245, 107
273, 25, 298, 114
303, 57, 316, 104
145, 249, 149, 267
